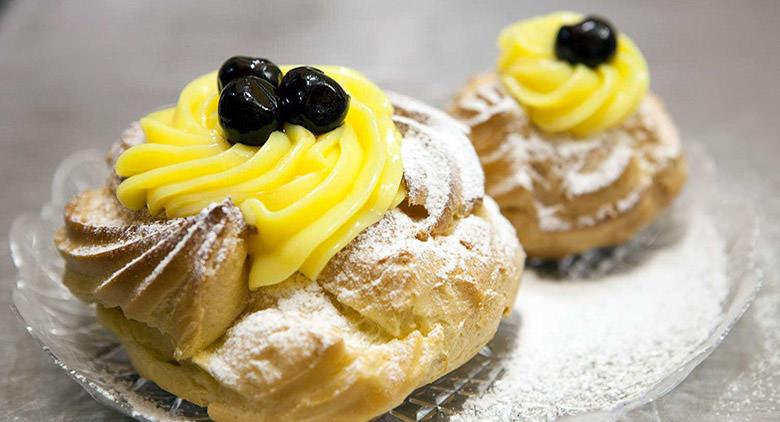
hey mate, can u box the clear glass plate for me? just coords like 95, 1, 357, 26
10, 147, 761, 422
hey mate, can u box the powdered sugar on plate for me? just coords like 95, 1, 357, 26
451, 209, 729, 421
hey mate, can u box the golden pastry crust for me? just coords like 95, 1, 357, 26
449, 73, 687, 258
56, 94, 524, 422
55, 190, 249, 360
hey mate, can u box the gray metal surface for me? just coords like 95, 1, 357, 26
0, 1, 778, 420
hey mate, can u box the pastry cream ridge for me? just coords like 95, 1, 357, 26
497, 11, 649, 136
115, 66, 405, 289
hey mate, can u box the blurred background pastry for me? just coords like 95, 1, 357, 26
450, 12, 686, 258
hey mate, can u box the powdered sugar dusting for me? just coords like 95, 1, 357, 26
713, 202, 779, 418
201, 283, 345, 399
396, 123, 455, 230
454, 77, 682, 233
534, 202, 569, 232
56, 193, 249, 356
317, 195, 521, 338
391, 92, 484, 231
457, 81, 518, 127
451, 211, 729, 421
562, 141, 634, 197
71, 200, 245, 296
537, 190, 643, 233
576, 191, 642, 229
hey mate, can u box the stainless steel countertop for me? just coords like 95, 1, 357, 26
1, 1, 778, 420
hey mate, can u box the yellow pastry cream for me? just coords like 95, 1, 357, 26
497, 11, 649, 137
114, 66, 405, 289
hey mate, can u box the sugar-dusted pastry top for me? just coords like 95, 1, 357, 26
497, 12, 648, 136
451, 73, 681, 233
114, 66, 404, 289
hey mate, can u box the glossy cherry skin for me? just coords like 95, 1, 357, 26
277, 66, 350, 134
218, 56, 282, 91
555, 16, 618, 68
218, 76, 282, 146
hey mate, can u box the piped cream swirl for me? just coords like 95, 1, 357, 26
497, 11, 649, 136
114, 66, 405, 289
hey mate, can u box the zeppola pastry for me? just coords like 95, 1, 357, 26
450, 12, 687, 258
55, 59, 524, 421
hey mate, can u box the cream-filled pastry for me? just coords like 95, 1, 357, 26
450, 12, 686, 258
55, 59, 524, 421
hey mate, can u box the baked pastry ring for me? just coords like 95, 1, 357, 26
449, 13, 686, 258
56, 90, 524, 421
